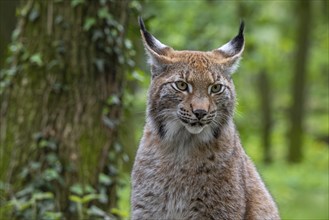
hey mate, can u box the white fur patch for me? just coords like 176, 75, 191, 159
218, 41, 234, 55
184, 124, 205, 134
153, 37, 167, 49
162, 116, 215, 149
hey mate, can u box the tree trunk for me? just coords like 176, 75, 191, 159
258, 70, 273, 164
1, 0, 132, 218
287, 0, 312, 163
0, 0, 19, 68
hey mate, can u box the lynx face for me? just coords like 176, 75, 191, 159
140, 18, 244, 144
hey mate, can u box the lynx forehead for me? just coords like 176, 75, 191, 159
163, 52, 231, 84
131, 17, 280, 220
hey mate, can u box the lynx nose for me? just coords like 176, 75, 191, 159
193, 109, 207, 120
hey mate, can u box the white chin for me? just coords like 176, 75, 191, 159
184, 125, 205, 134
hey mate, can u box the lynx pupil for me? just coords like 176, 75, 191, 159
211, 84, 223, 94
175, 81, 188, 91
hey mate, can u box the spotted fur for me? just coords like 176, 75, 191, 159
131, 18, 280, 220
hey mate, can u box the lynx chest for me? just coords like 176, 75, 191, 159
132, 144, 247, 219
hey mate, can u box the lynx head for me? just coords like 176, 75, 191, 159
139, 17, 244, 145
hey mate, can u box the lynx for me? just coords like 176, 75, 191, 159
131, 17, 280, 220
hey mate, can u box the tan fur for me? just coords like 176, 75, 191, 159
131, 20, 280, 219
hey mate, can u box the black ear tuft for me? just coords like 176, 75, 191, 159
138, 16, 146, 32
138, 16, 157, 52
138, 16, 169, 56
239, 20, 245, 36
230, 20, 245, 53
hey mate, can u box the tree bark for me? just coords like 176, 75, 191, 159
0, 0, 19, 67
287, 0, 312, 163
1, 0, 132, 217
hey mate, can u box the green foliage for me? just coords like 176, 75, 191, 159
1, 134, 63, 220
0, 135, 125, 219
256, 140, 328, 219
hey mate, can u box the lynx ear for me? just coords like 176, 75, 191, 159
214, 21, 245, 74
138, 17, 173, 70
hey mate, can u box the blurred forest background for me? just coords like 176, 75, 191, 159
0, 0, 328, 219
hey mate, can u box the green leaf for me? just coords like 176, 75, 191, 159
97, 8, 112, 20
99, 0, 110, 6
33, 192, 54, 200
44, 211, 63, 220
18, 199, 33, 211
114, 142, 122, 153
106, 95, 120, 105
9, 42, 23, 53
83, 18, 96, 31
122, 153, 129, 162
130, 70, 145, 82
94, 59, 105, 73
30, 161, 41, 170
92, 30, 104, 42
111, 208, 128, 218
102, 107, 109, 115
70, 184, 84, 196
29, 8, 40, 22
84, 185, 96, 194
87, 205, 107, 216
43, 169, 59, 181
16, 186, 34, 197
19, 167, 29, 179
102, 116, 116, 129
39, 140, 57, 150
39, 140, 48, 148
46, 153, 58, 164
30, 53, 43, 66
124, 39, 133, 49
99, 173, 112, 186
69, 195, 82, 204
81, 194, 100, 204
71, 0, 85, 7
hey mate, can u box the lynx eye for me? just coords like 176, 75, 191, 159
174, 81, 188, 92
210, 84, 225, 94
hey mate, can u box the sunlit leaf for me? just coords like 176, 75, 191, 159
33, 192, 54, 200
81, 194, 100, 203
70, 184, 84, 196
69, 195, 82, 203
16, 186, 34, 198
111, 208, 128, 217
44, 211, 63, 220
43, 169, 59, 181
71, 0, 85, 7
99, 173, 112, 186
29, 53, 43, 66
87, 205, 111, 219
83, 18, 96, 31
29, 9, 39, 22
